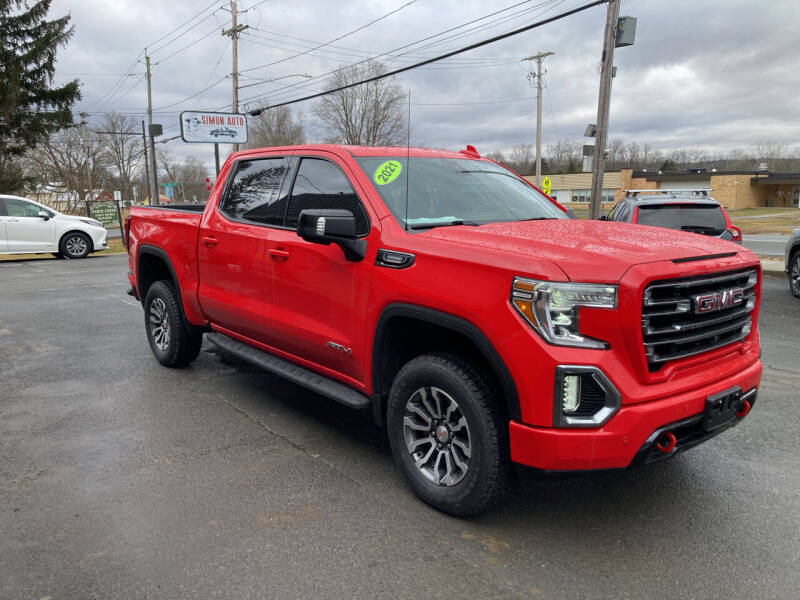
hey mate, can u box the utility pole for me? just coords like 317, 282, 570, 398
141, 120, 151, 205
145, 51, 159, 204
223, 0, 248, 152
589, 0, 620, 219
523, 51, 554, 188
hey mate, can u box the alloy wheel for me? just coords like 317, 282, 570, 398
402, 386, 472, 486
65, 235, 88, 257
792, 255, 800, 295
149, 297, 170, 352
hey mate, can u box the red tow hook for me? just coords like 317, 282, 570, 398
655, 431, 677, 454
736, 399, 751, 419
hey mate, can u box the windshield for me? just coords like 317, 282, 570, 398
355, 156, 566, 229
637, 204, 726, 233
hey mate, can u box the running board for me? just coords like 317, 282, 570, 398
206, 332, 370, 410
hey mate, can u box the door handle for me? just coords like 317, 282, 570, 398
6, 218, 19, 222
201, 235, 218, 248
268, 248, 290, 261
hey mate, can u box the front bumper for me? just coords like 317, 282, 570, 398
89, 228, 108, 251
508, 357, 762, 471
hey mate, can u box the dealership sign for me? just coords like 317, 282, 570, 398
180, 111, 248, 144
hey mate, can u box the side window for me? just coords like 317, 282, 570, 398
286, 158, 369, 235
607, 202, 620, 220
6, 199, 43, 217
221, 157, 289, 225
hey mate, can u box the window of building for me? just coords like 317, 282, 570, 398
221, 157, 289, 225
286, 158, 369, 234
569, 189, 615, 203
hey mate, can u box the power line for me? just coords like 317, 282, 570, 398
237, 0, 563, 106
239, 0, 420, 75
145, 0, 220, 50
249, 0, 607, 116
153, 22, 224, 65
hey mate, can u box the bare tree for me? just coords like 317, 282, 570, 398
312, 60, 405, 146
246, 106, 306, 148
485, 151, 506, 164
157, 149, 209, 203
753, 139, 786, 171
26, 124, 110, 210
505, 144, 535, 175
544, 139, 581, 173
100, 113, 143, 202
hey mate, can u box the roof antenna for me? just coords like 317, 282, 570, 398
404, 89, 411, 231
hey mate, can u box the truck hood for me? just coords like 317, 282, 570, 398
422, 219, 746, 282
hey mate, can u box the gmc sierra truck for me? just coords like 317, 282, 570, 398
126, 144, 762, 516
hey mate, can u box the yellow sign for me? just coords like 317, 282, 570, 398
542, 176, 552, 195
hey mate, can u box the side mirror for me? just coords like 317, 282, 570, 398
38, 211, 51, 221
598, 215, 608, 221
297, 209, 366, 262
566, 208, 577, 219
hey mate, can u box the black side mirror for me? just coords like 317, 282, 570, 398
38, 211, 51, 221
598, 215, 608, 221
297, 209, 366, 262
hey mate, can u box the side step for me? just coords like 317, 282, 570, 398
206, 332, 370, 410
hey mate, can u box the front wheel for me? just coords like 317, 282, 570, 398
387, 353, 509, 516
59, 232, 91, 259
790, 252, 800, 298
144, 281, 203, 367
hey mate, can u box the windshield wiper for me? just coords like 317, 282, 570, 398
409, 219, 481, 230
515, 217, 558, 221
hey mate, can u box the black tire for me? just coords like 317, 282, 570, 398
59, 232, 91, 259
386, 353, 509, 516
789, 251, 800, 298
143, 280, 203, 367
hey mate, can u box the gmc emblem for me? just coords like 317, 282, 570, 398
694, 288, 745, 314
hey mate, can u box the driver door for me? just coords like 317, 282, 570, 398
4, 198, 56, 252
0, 199, 8, 251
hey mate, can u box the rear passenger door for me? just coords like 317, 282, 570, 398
0, 199, 8, 252
197, 155, 290, 343
263, 154, 377, 385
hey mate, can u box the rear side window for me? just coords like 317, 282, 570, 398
286, 158, 369, 235
637, 204, 726, 232
221, 157, 289, 225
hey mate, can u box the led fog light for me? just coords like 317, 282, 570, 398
553, 366, 621, 428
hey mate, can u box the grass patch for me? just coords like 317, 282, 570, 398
0, 237, 127, 262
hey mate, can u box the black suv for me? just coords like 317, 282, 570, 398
602, 190, 741, 243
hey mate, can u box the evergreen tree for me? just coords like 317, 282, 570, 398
0, 0, 80, 192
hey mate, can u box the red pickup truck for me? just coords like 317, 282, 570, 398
126, 144, 762, 515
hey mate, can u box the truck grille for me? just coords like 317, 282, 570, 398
641, 269, 757, 370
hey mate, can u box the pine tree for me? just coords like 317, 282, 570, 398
0, 0, 80, 192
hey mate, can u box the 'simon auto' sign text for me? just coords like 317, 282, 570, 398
180, 111, 248, 144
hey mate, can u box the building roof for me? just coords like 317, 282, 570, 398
750, 173, 800, 185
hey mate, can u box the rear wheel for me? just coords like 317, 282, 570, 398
59, 232, 91, 259
387, 353, 509, 516
144, 280, 203, 367
790, 251, 800, 298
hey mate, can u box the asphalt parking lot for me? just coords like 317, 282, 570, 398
1, 255, 798, 599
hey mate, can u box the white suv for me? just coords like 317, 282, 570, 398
0, 195, 109, 259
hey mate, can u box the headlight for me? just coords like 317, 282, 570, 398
79, 218, 103, 228
511, 278, 617, 349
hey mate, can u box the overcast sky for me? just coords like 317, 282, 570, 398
50, 0, 800, 164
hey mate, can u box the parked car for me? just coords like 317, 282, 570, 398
126, 145, 761, 516
785, 228, 800, 297
603, 190, 742, 243
0, 195, 108, 259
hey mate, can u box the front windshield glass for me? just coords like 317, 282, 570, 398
355, 156, 566, 229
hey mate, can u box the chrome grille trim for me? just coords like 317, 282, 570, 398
641, 269, 757, 369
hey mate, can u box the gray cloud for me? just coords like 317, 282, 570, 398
50, 0, 800, 166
